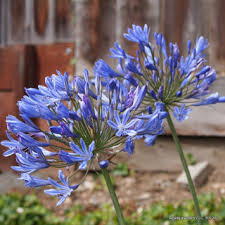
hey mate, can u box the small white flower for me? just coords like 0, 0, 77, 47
16, 207, 24, 214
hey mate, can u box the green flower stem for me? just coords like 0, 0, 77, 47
101, 168, 126, 225
166, 111, 204, 225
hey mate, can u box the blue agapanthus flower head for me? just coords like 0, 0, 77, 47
94, 24, 225, 122
1, 67, 165, 205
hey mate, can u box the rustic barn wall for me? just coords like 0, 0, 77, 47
0, 0, 224, 68
0, 0, 225, 139
0, 45, 35, 169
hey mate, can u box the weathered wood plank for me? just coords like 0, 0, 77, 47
127, 0, 145, 55
74, 0, 97, 74
0, 46, 27, 90
0, 92, 16, 135
34, 0, 49, 36
0, 0, 6, 46
55, 0, 75, 41
12, 45, 31, 101
89, 0, 100, 62
182, 0, 209, 54
0, 45, 32, 129
7, 0, 26, 44
216, 0, 225, 64
98, 0, 116, 61
0, 48, 15, 90
31, 0, 55, 43
116, 0, 129, 50
0, 92, 17, 171
0, 45, 38, 126
23, 45, 38, 88
35, 43, 75, 84
128, 0, 145, 26
162, 0, 188, 51
0, 45, 41, 170
144, 0, 160, 36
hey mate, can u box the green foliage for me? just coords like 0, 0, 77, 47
70, 58, 76, 65
112, 163, 130, 177
186, 152, 197, 165
0, 192, 224, 225
0, 193, 62, 225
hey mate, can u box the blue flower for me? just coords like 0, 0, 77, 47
6, 115, 40, 134
135, 112, 164, 136
68, 111, 81, 121
19, 173, 50, 188
158, 85, 164, 100
18, 133, 49, 148
124, 73, 138, 87
94, 59, 121, 78
144, 135, 157, 146
59, 139, 94, 169
1, 65, 164, 206
79, 95, 97, 126
18, 97, 61, 120
195, 36, 208, 55
124, 24, 150, 47
107, 110, 137, 137
99, 160, 109, 169
44, 71, 73, 100
1, 132, 25, 156
72, 75, 97, 99
192, 92, 219, 106
154, 32, 168, 59
123, 137, 135, 155
110, 42, 134, 60
44, 170, 79, 206
125, 59, 143, 76
131, 85, 147, 110
102, 24, 225, 123
50, 122, 79, 138
173, 104, 192, 122
122, 86, 147, 111
12, 150, 49, 174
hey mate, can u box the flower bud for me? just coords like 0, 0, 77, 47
158, 85, 164, 100
99, 160, 109, 169
176, 90, 182, 97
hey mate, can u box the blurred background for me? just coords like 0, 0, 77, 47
0, 0, 225, 224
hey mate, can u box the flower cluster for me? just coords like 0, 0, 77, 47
94, 24, 225, 122
1, 70, 166, 205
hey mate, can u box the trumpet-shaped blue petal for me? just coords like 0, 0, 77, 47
44, 170, 79, 206
12, 150, 49, 174
124, 24, 150, 46
19, 173, 50, 188
123, 137, 135, 155
6, 115, 40, 134
59, 139, 94, 169
94, 59, 121, 78
173, 104, 192, 122
107, 110, 138, 137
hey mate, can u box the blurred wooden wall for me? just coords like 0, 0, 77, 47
0, 1, 225, 66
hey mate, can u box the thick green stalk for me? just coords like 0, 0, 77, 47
101, 168, 126, 225
166, 111, 205, 225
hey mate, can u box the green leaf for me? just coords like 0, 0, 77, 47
112, 163, 129, 177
